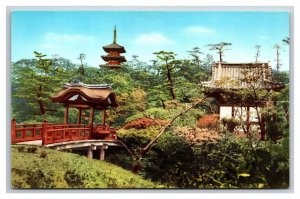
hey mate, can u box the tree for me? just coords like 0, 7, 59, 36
127, 55, 149, 71
206, 42, 232, 63
254, 45, 261, 63
12, 51, 69, 120
273, 44, 282, 71
153, 51, 181, 100
187, 47, 204, 67
78, 53, 86, 76
282, 37, 290, 45
202, 54, 214, 74
236, 67, 285, 140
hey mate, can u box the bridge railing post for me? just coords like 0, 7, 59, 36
11, 119, 16, 144
42, 120, 48, 145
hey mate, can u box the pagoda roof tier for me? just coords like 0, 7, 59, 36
51, 82, 118, 108
101, 55, 126, 62
102, 43, 126, 53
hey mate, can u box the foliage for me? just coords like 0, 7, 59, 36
125, 108, 170, 123
123, 117, 168, 130
141, 134, 289, 188
141, 133, 193, 187
206, 42, 232, 62
221, 118, 240, 133
118, 127, 160, 142
174, 126, 221, 143
262, 105, 289, 142
196, 114, 219, 129
11, 47, 289, 189
11, 145, 158, 188
11, 54, 75, 122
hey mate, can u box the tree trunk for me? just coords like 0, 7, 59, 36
161, 99, 166, 109
166, 66, 176, 100
37, 85, 46, 115
254, 105, 266, 140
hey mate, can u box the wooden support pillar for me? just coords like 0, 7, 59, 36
11, 119, 16, 144
42, 120, 48, 145
89, 107, 94, 126
87, 145, 96, 159
64, 106, 69, 124
87, 148, 93, 159
99, 145, 108, 160
77, 109, 82, 124
102, 109, 106, 128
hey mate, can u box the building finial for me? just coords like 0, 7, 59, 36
113, 25, 117, 43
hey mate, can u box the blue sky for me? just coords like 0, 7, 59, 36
11, 11, 290, 71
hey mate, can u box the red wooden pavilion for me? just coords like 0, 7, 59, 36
11, 82, 120, 146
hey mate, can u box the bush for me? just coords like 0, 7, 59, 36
125, 108, 170, 123
174, 126, 221, 143
221, 118, 240, 133
11, 145, 157, 188
197, 114, 219, 129
117, 127, 160, 150
123, 117, 168, 129
173, 109, 204, 128
141, 133, 194, 187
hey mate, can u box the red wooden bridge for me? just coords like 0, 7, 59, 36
11, 120, 117, 145
11, 82, 124, 160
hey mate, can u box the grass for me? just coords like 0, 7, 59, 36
11, 145, 159, 189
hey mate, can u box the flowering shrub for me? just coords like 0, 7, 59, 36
123, 117, 168, 129
196, 114, 219, 129
174, 126, 221, 143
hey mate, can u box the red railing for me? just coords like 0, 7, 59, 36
43, 127, 91, 145
11, 119, 117, 145
11, 120, 43, 144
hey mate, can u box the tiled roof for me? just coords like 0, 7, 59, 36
102, 42, 126, 53
51, 82, 118, 107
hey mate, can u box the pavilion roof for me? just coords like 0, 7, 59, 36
51, 82, 118, 108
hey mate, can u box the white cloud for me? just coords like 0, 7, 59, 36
44, 32, 96, 43
134, 33, 174, 46
184, 26, 215, 35
38, 32, 96, 52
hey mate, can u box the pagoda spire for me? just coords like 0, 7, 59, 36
113, 25, 117, 43
101, 26, 126, 69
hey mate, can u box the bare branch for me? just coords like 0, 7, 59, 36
141, 96, 207, 156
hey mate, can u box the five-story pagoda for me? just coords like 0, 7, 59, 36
101, 26, 126, 68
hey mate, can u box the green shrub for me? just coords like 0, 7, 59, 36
141, 133, 194, 187
11, 145, 157, 188
125, 108, 170, 123
221, 118, 240, 133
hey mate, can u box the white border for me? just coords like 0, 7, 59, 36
1, 0, 299, 198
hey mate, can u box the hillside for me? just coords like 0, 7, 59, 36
11, 145, 158, 189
